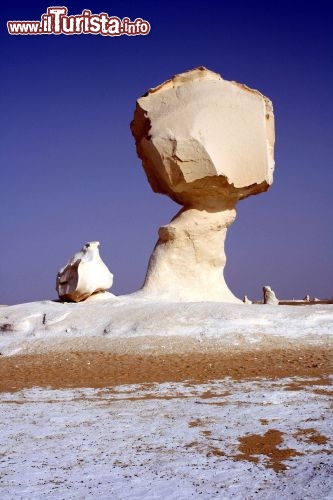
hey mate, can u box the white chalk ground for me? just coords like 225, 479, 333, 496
0, 295, 332, 355
0, 377, 332, 499
0, 297, 332, 499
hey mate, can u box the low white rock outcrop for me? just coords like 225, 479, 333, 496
131, 67, 275, 303
56, 242, 113, 302
263, 286, 279, 305
243, 296, 252, 304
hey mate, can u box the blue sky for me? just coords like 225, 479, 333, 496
1, 0, 332, 304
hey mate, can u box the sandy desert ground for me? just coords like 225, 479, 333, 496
0, 298, 332, 499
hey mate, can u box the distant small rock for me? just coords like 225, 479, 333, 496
263, 286, 279, 305
243, 295, 252, 304
56, 242, 114, 303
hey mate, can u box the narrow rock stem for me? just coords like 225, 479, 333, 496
141, 207, 241, 302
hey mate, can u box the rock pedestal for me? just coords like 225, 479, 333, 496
131, 67, 275, 303
143, 207, 237, 301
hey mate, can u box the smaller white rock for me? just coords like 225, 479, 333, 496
263, 286, 279, 305
243, 295, 252, 304
56, 242, 114, 302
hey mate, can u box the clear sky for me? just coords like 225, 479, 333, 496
1, 0, 332, 304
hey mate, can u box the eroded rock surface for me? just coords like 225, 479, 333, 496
131, 66, 274, 209
56, 242, 114, 302
131, 67, 275, 302
263, 286, 279, 305
143, 207, 237, 301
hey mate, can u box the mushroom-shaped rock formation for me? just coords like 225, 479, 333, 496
56, 242, 114, 302
131, 67, 275, 302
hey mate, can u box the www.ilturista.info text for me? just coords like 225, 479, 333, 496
7, 7, 151, 36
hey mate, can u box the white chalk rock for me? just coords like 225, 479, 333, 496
131, 67, 275, 303
243, 295, 252, 304
131, 66, 274, 208
56, 242, 114, 302
263, 286, 279, 305
142, 207, 238, 302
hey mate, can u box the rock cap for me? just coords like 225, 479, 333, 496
131, 66, 275, 209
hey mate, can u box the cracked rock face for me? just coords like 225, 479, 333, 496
56, 242, 113, 302
131, 67, 275, 303
131, 66, 274, 209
